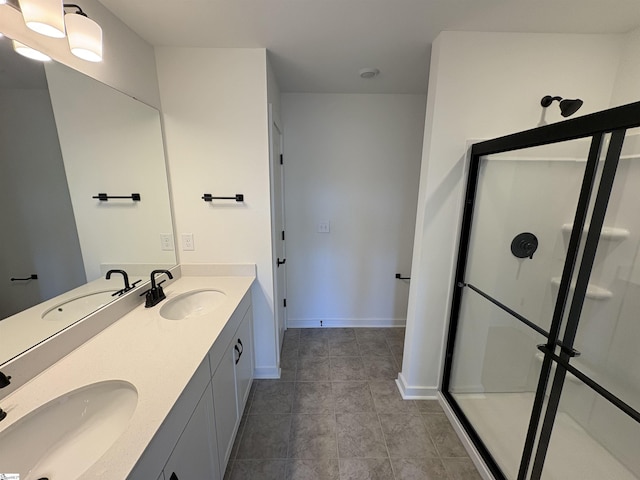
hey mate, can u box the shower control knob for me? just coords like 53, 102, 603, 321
511, 232, 538, 259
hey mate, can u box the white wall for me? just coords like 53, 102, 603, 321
45, 62, 174, 282
400, 31, 623, 398
610, 26, 640, 107
0, 0, 160, 107
281, 93, 425, 327
155, 48, 279, 377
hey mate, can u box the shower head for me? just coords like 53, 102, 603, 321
541, 95, 584, 117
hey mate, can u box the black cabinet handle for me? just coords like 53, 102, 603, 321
277, 258, 286, 267
237, 338, 244, 355
170, 473, 179, 480
234, 344, 241, 364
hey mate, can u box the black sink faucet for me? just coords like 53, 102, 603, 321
106, 269, 141, 296
143, 270, 174, 308
0, 371, 11, 422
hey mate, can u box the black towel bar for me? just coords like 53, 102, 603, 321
11, 274, 38, 281
202, 193, 244, 202
93, 193, 141, 201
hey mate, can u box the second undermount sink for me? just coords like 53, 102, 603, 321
41, 290, 119, 321
159, 289, 227, 320
0, 380, 137, 480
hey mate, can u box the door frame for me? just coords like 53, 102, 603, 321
268, 103, 287, 358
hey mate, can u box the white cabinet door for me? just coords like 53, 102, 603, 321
235, 307, 254, 412
163, 383, 220, 480
212, 343, 239, 475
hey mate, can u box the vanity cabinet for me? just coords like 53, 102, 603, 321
128, 292, 253, 480
212, 306, 254, 472
163, 382, 219, 480
212, 343, 238, 470
234, 309, 254, 409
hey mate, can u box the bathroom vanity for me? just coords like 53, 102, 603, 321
0, 265, 256, 480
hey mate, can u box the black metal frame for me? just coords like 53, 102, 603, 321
442, 101, 640, 480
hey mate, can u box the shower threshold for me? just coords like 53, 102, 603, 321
453, 392, 637, 480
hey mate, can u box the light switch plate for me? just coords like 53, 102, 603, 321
181, 233, 195, 251
160, 233, 174, 251
318, 222, 330, 233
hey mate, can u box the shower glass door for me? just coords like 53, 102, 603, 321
442, 102, 640, 480
446, 137, 596, 479
533, 126, 640, 480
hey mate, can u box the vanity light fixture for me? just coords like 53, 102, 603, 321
12, 0, 102, 62
18, 0, 65, 38
64, 3, 102, 62
12, 39, 51, 61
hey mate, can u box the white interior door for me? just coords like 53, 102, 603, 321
269, 105, 287, 353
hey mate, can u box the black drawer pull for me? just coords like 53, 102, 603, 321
234, 344, 241, 364
170, 473, 179, 480
237, 338, 243, 355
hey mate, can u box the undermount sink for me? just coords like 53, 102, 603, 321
159, 289, 227, 320
41, 290, 118, 321
0, 380, 137, 480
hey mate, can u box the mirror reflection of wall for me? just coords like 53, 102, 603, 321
0, 35, 176, 365
0, 41, 86, 319
45, 62, 175, 282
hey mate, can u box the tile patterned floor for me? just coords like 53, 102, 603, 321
224, 328, 483, 480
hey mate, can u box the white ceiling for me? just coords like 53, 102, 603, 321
97, 0, 640, 94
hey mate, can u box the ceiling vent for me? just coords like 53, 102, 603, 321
359, 68, 380, 79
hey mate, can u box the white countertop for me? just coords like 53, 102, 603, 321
1, 275, 144, 364
0, 272, 255, 479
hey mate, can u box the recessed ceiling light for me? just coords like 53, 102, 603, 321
359, 68, 380, 79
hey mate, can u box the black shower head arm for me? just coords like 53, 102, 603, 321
541, 95, 563, 107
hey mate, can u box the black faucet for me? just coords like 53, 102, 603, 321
0, 371, 11, 422
106, 269, 141, 296
143, 270, 174, 308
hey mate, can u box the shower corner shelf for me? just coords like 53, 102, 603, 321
550, 277, 612, 300
561, 223, 629, 240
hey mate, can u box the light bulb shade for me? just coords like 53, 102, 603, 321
12, 39, 51, 61
18, 0, 65, 38
65, 12, 102, 62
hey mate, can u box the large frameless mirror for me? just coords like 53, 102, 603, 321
0, 35, 176, 366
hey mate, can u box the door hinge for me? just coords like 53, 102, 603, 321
282, 230, 285, 241
283, 298, 287, 308
280, 154, 283, 165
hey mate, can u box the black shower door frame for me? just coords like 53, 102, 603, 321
441, 100, 640, 480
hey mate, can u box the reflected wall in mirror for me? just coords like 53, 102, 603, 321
0, 36, 176, 366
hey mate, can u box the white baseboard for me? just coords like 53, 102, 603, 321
438, 391, 495, 480
254, 366, 281, 379
395, 372, 439, 399
287, 318, 406, 328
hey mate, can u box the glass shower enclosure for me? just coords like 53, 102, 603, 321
442, 101, 640, 480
